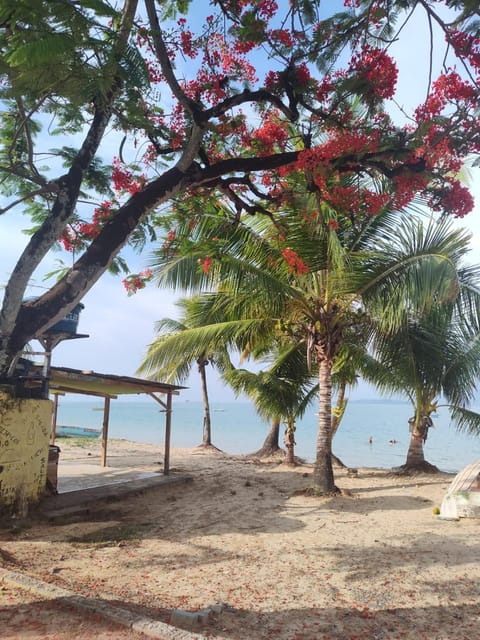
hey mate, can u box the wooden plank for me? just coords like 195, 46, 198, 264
164, 392, 172, 476
50, 393, 59, 444
101, 396, 111, 467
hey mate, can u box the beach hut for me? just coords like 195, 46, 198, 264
439, 461, 480, 520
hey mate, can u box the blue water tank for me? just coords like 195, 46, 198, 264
47, 303, 85, 334
24, 298, 85, 335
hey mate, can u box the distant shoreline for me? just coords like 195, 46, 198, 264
53, 398, 480, 474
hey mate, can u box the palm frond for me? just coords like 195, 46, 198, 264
449, 406, 480, 436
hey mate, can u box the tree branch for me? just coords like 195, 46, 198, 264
0, 0, 139, 340
13, 97, 43, 182
0, 184, 58, 216
144, 0, 201, 118
203, 88, 299, 123
0, 163, 49, 188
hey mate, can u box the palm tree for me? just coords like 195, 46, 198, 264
225, 342, 318, 464
137, 297, 233, 449
148, 197, 470, 493
360, 222, 480, 471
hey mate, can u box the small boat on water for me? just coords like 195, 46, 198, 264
55, 425, 101, 438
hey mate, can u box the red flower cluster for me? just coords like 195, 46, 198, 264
228, 0, 278, 19
265, 62, 312, 95
268, 29, 293, 48
415, 70, 477, 121
392, 172, 429, 211
178, 18, 197, 59
313, 45, 397, 107
60, 201, 114, 251
211, 34, 257, 83
362, 191, 391, 216
197, 255, 213, 275
256, 0, 278, 20
295, 62, 312, 87
173, 32, 257, 110
252, 118, 289, 155
429, 180, 474, 219
281, 248, 309, 276
112, 158, 132, 191
79, 201, 114, 240
315, 74, 336, 104
122, 269, 153, 296
162, 229, 177, 256
112, 158, 146, 195
298, 130, 381, 170
145, 60, 163, 83
314, 175, 391, 218
349, 45, 398, 101
448, 29, 480, 70
60, 228, 79, 252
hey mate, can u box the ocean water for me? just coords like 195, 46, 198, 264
54, 398, 480, 473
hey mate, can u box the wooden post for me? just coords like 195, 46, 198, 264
164, 392, 172, 475
101, 396, 111, 467
50, 393, 59, 444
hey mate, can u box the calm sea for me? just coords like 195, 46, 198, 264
54, 398, 480, 474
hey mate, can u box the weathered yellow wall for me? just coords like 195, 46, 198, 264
0, 392, 52, 514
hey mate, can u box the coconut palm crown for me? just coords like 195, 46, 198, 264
360, 218, 480, 471
147, 195, 477, 492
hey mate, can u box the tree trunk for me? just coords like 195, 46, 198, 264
0, 1, 138, 376
197, 357, 220, 451
284, 417, 296, 465
330, 382, 348, 468
247, 418, 283, 458
396, 417, 438, 473
0, 166, 191, 377
312, 359, 338, 494
0, 153, 299, 377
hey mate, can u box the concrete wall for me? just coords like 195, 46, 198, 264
0, 392, 52, 515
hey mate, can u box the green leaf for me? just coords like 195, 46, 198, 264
7, 34, 75, 67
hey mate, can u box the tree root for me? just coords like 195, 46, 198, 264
332, 453, 347, 468
297, 485, 342, 497
244, 446, 286, 460
196, 443, 224, 453
393, 460, 439, 475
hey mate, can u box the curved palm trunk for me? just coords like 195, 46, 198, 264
247, 418, 283, 458
330, 382, 348, 468
284, 416, 296, 465
405, 431, 426, 466
401, 416, 438, 473
198, 357, 213, 447
313, 359, 337, 493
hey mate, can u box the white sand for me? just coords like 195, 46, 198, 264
2, 438, 479, 640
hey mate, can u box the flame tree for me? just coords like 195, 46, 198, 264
0, 0, 479, 378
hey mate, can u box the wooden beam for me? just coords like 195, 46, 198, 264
50, 393, 59, 444
164, 392, 172, 475
50, 370, 181, 395
101, 396, 111, 467
49, 385, 118, 399
148, 392, 167, 410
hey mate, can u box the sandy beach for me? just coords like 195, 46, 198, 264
1, 438, 479, 639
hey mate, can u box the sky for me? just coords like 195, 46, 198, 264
1, 2, 479, 404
